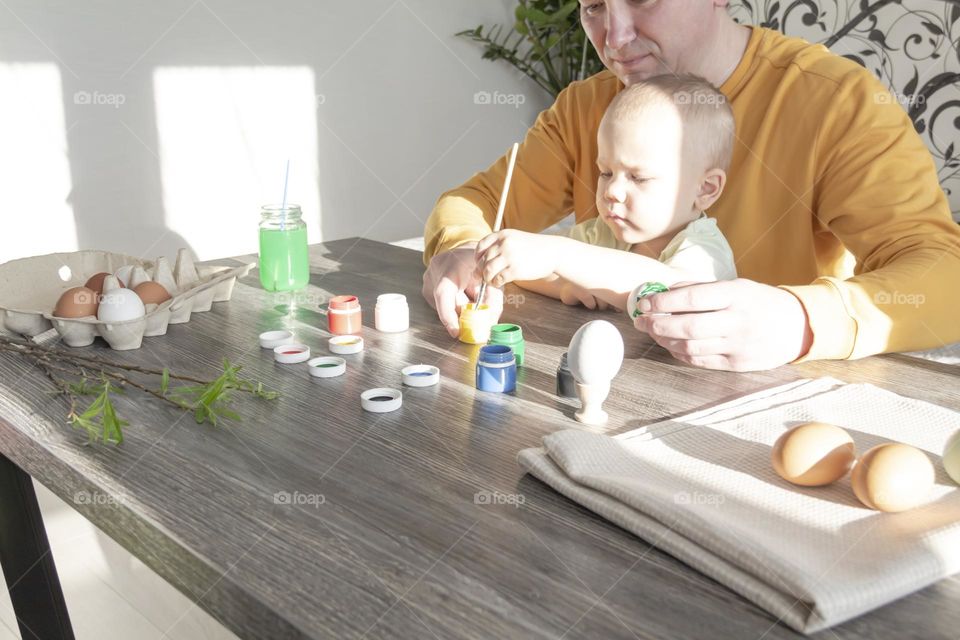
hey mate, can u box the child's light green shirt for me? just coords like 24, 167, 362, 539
561, 213, 738, 282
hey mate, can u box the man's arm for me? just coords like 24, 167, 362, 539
781, 71, 960, 360
635, 69, 960, 371
423, 79, 596, 266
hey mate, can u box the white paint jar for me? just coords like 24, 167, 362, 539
375, 294, 409, 333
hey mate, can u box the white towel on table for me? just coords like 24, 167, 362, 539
517, 377, 960, 634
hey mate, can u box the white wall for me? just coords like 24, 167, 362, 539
0, 0, 551, 263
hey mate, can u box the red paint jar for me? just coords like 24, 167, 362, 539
328, 295, 362, 335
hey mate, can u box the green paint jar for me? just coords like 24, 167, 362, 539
488, 323, 525, 366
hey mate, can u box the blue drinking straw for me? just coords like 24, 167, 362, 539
280, 159, 290, 231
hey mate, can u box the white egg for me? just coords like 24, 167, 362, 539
944, 430, 960, 485
97, 288, 145, 322
567, 320, 624, 385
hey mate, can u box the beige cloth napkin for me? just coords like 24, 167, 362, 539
518, 378, 960, 634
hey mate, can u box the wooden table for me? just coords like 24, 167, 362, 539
1, 238, 958, 640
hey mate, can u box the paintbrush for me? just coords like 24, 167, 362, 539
476, 141, 519, 308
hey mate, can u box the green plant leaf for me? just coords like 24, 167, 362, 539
160, 368, 170, 395
68, 379, 127, 444
457, 0, 603, 97
218, 408, 242, 422
552, 1, 579, 23
525, 8, 550, 24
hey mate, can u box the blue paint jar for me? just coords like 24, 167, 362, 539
476, 344, 517, 393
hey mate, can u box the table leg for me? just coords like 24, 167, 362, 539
0, 452, 75, 640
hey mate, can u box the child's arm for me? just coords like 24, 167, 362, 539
551, 241, 691, 309
513, 274, 564, 299
476, 230, 692, 310
515, 276, 610, 310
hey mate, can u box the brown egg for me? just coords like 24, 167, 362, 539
851, 443, 934, 512
84, 272, 123, 294
771, 422, 856, 486
133, 281, 171, 305
53, 286, 99, 318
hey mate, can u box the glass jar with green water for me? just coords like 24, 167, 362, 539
259, 204, 309, 291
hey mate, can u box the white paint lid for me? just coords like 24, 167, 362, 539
361, 387, 402, 413
401, 364, 439, 387
329, 335, 364, 354
260, 330, 294, 349
274, 343, 310, 364
376, 293, 408, 307
308, 356, 346, 378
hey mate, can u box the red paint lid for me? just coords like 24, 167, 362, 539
328, 295, 360, 311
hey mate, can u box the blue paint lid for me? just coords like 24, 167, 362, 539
479, 344, 515, 365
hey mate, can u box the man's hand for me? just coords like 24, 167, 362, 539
422, 243, 504, 338
475, 230, 562, 286
632, 279, 813, 371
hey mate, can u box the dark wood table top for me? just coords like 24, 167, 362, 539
1, 238, 958, 639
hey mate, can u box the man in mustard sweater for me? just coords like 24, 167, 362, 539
422, 0, 960, 371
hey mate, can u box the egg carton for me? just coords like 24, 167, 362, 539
0, 249, 255, 350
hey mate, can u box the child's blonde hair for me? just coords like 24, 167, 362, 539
604, 74, 736, 172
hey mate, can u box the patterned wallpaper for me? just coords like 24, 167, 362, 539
728, 0, 960, 221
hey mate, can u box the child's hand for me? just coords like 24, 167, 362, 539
560, 281, 609, 310
475, 230, 561, 286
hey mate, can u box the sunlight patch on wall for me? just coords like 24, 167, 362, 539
0, 63, 77, 262
153, 66, 322, 260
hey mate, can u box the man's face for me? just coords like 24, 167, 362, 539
579, 0, 715, 85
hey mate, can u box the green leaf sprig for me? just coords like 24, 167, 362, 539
0, 337, 279, 445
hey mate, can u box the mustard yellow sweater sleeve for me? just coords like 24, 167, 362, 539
780, 68, 960, 360
423, 75, 613, 265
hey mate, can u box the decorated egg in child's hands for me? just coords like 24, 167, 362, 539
627, 281, 669, 319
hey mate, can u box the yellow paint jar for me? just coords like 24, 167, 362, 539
458, 303, 493, 344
